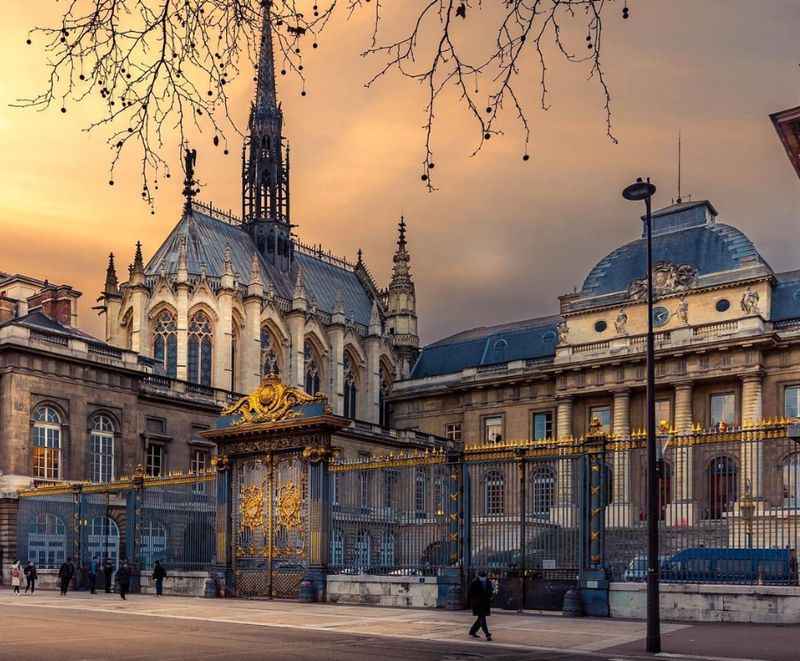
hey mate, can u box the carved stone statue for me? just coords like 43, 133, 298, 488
615, 308, 628, 335
676, 296, 689, 325
556, 320, 569, 346
627, 261, 698, 301
741, 287, 760, 315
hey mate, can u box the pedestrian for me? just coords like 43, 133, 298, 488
24, 561, 37, 595
10, 561, 22, 595
116, 560, 131, 600
468, 570, 494, 641
58, 557, 75, 596
152, 560, 167, 597
103, 558, 114, 593
88, 556, 98, 595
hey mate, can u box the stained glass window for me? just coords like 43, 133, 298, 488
261, 327, 281, 376
188, 311, 213, 386
344, 353, 358, 420
153, 310, 177, 378
304, 340, 320, 395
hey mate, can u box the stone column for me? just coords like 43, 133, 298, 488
286, 312, 306, 389
175, 284, 189, 381
608, 390, 633, 527
128, 287, 149, 355
365, 337, 382, 424
242, 296, 262, 394
215, 290, 234, 390
553, 397, 576, 526
328, 323, 345, 416
741, 374, 764, 499
667, 382, 695, 526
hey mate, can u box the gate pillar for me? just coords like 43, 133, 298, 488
301, 445, 335, 602
212, 454, 234, 596
579, 419, 610, 616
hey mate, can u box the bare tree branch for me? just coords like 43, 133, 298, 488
17, 0, 622, 199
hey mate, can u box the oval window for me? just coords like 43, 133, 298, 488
715, 299, 730, 312
594, 320, 607, 333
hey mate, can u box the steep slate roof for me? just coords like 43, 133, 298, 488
144, 209, 375, 326
411, 315, 560, 379
1, 309, 100, 341
772, 270, 800, 322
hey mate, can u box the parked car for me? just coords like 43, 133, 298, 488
661, 548, 797, 585
622, 554, 671, 582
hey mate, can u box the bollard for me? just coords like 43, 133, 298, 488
562, 588, 584, 617
298, 578, 315, 603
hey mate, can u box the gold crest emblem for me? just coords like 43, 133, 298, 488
222, 374, 325, 426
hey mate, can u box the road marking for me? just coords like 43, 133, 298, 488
655, 654, 769, 661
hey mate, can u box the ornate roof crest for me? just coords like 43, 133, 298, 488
221, 373, 327, 426
627, 261, 697, 301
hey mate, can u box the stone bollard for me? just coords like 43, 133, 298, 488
562, 588, 584, 617
298, 578, 316, 603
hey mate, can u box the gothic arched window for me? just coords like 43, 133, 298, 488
261, 327, 281, 376
379, 365, 392, 429
153, 309, 177, 378
343, 353, 358, 420
29, 513, 66, 568
188, 311, 213, 386
304, 340, 320, 395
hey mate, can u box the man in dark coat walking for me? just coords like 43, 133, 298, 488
152, 560, 167, 597
468, 571, 494, 641
116, 560, 131, 600
58, 557, 75, 596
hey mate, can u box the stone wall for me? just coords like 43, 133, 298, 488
610, 582, 800, 624
139, 570, 212, 597
326, 574, 442, 608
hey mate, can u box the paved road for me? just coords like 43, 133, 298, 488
0, 605, 644, 661
0, 591, 795, 661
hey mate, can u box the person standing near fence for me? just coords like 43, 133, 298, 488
58, 557, 74, 596
152, 560, 167, 597
116, 560, 130, 600
468, 571, 494, 641
103, 558, 114, 593
24, 561, 37, 595
10, 561, 22, 595
88, 556, 98, 595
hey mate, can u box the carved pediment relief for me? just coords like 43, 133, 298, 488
627, 262, 697, 300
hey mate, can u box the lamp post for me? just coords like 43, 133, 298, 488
622, 177, 661, 654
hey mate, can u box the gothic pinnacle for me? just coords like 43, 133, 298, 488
133, 241, 144, 273
104, 252, 119, 294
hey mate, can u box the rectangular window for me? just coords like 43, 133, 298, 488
483, 416, 504, 443
146, 444, 164, 477
445, 423, 462, 443
32, 425, 61, 480
655, 399, 672, 430
90, 433, 114, 483
146, 417, 166, 434
786, 386, 800, 419
710, 393, 736, 428
531, 411, 554, 440
589, 406, 612, 434
190, 448, 209, 494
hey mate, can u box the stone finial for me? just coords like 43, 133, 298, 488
132, 241, 145, 273
223, 244, 234, 276
331, 289, 346, 326
291, 264, 307, 311
104, 253, 119, 294
249, 253, 262, 285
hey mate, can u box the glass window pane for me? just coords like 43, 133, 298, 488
532, 412, 553, 440
483, 416, 503, 443
711, 394, 735, 426
590, 406, 612, 433
786, 386, 800, 419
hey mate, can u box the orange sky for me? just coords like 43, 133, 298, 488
1, 1, 799, 344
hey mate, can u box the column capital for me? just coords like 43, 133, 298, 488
673, 381, 694, 391
740, 371, 764, 384
611, 388, 631, 398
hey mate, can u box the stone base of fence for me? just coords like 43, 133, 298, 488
610, 582, 800, 624
326, 574, 458, 609
139, 570, 212, 597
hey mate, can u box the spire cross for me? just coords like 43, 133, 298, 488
398, 216, 407, 251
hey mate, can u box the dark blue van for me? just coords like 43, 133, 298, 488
661, 548, 797, 585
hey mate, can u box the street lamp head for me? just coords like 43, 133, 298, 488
622, 177, 656, 202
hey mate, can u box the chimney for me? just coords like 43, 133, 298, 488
27, 285, 81, 327
0, 293, 16, 323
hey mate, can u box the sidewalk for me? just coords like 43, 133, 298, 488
0, 589, 791, 660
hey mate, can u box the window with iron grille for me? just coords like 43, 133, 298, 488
785, 385, 800, 419
330, 530, 344, 566
355, 531, 371, 570
589, 406, 612, 434
484, 470, 505, 515
415, 468, 427, 517
710, 393, 736, 429
705, 456, 738, 519
380, 532, 395, 567
783, 453, 800, 508
383, 469, 399, 510
530, 467, 555, 518
28, 512, 66, 568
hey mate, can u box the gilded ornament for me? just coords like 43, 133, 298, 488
277, 481, 302, 529
222, 373, 326, 425
239, 484, 264, 532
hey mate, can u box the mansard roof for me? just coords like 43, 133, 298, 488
144, 206, 375, 326
411, 315, 560, 379
2, 309, 99, 341
772, 269, 800, 322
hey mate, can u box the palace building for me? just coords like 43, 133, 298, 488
390, 197, 800, 527
98, 9, 419, 426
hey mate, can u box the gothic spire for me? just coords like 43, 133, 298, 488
242, 0, 291, 235
132, 241, 145, 274
255, 0, 278, 116
104, 253, 119, 294
390, 216, 413, 290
